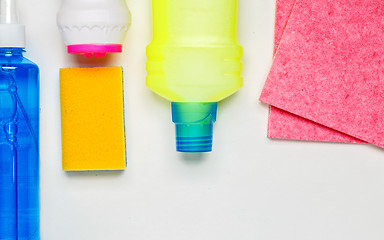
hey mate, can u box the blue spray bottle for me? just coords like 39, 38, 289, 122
0, 0, 40, 239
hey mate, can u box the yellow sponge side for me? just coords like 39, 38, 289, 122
60, 67, 126, 171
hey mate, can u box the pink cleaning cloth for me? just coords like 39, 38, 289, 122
273, 0, 296, 52
268, 0, 362, 143
260, 0, 383, 147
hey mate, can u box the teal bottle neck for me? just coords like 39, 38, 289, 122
172, 102, 217, 152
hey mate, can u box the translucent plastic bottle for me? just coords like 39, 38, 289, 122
0, 0, 40, 239
147, 0, 243, 152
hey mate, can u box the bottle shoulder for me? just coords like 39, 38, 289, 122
0, 55, 39, 70
20, 57, 39, 70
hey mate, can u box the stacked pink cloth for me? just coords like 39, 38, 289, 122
261, 0, 384, 147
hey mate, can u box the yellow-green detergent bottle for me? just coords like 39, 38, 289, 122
146, 0, 243, 152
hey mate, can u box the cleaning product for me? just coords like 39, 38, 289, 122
60, 67, 126, 171
57, 0, 131, 57
0, 0, 40, 239
146, 0, 243, 152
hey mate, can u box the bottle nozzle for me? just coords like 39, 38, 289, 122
0, 0, 25, 48
0, 0, 18, 24
172, 102, 217, 153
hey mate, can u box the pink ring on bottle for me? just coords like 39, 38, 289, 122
67, 44, 123, 57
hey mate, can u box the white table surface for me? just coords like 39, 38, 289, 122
19, 0, 384, 239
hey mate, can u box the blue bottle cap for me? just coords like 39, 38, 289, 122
171, 102, 217, 152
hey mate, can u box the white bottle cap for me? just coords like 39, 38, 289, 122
0, 0, 25, 48
57, 0, 131, 57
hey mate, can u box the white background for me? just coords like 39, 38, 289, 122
17, 0, 384, 239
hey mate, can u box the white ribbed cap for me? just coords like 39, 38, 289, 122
0, 0, 25, 48
57, 0, 131, 46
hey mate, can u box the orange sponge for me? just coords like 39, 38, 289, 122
60, 67, 126, 171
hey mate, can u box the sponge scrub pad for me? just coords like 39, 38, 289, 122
60, 67, 126, 171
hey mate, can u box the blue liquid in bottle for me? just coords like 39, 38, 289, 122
0, 49, 40, 240
0, 1, 40, 239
